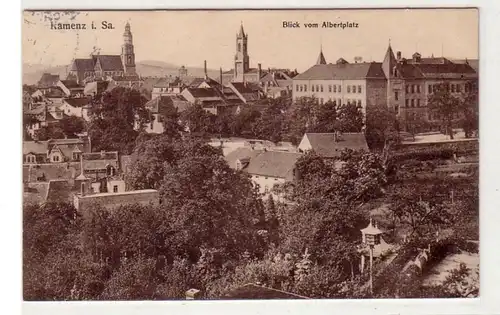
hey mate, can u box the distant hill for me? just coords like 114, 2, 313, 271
22, 60, 222, 85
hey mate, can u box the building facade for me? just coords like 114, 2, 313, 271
293, 45, 479, 130
67, 22, 138, 84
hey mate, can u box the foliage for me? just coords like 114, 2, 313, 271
33, 124, 66, 141
180, 103, 216, 135
59, 115, 86, 137
365, 105, 400, 151
87, 87, 150, 154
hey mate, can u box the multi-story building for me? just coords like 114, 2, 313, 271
292, 50, 387, 113
382, 46, 478, 130
293, 45, 479, 131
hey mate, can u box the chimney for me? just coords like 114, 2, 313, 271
81, 182, 85, 196
258, 63, 262, 79
185, 288, 201, 300
204, 60, 208, 80
396, 51, 402, 61
220, 67, 223, 85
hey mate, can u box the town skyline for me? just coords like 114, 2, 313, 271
23, 9, 478, 73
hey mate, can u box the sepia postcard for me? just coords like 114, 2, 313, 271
22, 8, 479, 302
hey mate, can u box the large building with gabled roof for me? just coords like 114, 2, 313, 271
67, 22, 138, 84
292, 44, 479, 130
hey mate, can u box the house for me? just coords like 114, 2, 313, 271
60, 97, 92, 121
23, 136, 91, 165
227, 81, 262, 104
56, 80, 84, 97
31, 86, 66, 103
144, 95, 190, 133
225, 147, 302, 195
24, 104, 68, 138
151, 76, 185, 99
259, 70, 294, 98
84, 80, 110, 96
298, 132, 369, 158
37, 73, 60, 88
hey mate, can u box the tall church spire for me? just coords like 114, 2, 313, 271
382, 42, 397, 78
234, 22, 249, 82
238, 21, 245, 38
316, 45, 327, 65
121, 22, 136, 76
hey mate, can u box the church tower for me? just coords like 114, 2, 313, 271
121, 22, 136, 76
234, 23, 250, 82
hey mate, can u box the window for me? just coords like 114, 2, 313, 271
358, 85, 362, 93
312, 85, 315, 92
457, 84, 462, 93
328, 85, 332, 93
395, 105, 400, 115
451, 84, 456, 93
300, 85, 303, 92
52, 155, 60, 162
465, 83, 469, 93
304, 85, 307, 92
296, 85, 299, 92
72, 152, 81, 161
338, 85, 342, 92
411, 85, 415, 93
428, 85, 432, 93
417, 85, 421, 93
357, 100, 362, 107
405, 99, 409, 107
320, 98, 324, 104
417, 99, 421, 107
347, 86, 351, 93
333, 85, 337, 93
113, 185, 118, 193
320, 85, 324, 92
317, 85, 320, 92
405, 85, 409, 93
395, 91, 399, 101
338, 98, 342, 105
238, 43, 241, 52
411, 99, 415, 107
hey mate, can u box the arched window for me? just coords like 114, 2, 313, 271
238, 43, 241, 52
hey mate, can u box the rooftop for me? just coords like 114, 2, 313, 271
294, 62, 386, 81
77, 189, 158, 199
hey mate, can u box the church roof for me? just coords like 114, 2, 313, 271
71, 58, 95, 72
238, 23, 246, 38
316, 50, 327, 65
37, 73, 60, 88
94, 55, 124, 71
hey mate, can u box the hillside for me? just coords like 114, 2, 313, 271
22, 61, 222, 85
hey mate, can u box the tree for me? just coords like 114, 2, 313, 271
87, 87, 150, 154
180, 103, 216, 135
158, 141, 264, 259
33, 124, 66, 140
59, 115, 86, 138
336, 102, 364, 133
125, 134, 180, 190
230, 106, 262, 137
365, 105, 400, 151
460, 82, 479, 138
428, 83, 462, 139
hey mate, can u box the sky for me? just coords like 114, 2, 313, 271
22, 9, 478, 72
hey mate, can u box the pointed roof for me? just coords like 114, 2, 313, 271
316, 49, 327, 65
238, 22, 246, 38
361, 218, 383, 235
382, 43, 397, 78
